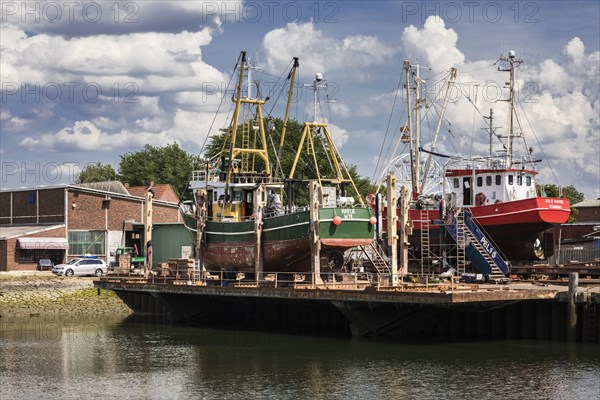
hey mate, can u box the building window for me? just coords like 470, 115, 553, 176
526, 176, 532, 186
453, 178, 459, 188
477, 177, 483, 187
508, 175, 514, 185
68, 231, 106, 256
486, 176, 492, 186
19, 249, 63, 264
495, 175, 501, 185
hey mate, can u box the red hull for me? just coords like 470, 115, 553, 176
375, 197, 570, 261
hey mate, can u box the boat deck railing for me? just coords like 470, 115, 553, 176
445, 153, 538, 172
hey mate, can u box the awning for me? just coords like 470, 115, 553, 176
17, 237, 69, 250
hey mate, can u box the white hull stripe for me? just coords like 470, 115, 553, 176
473, 207, 568, 220
205, 230, 256, 236
262, 221, 309, 232
206, 218, 372, 235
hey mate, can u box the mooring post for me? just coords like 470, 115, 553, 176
398, 185, 410, 277
196, 189, 207, 284
387, 175, 398, 286
567, 272, 579, 342
309, 181, 322, 285
255, 185, 264, 284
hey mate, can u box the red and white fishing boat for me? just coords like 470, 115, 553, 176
371, 52, 570, 262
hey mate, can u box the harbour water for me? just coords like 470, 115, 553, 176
1, 317, 599, 400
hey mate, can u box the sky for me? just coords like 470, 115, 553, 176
1, 0, 599, 199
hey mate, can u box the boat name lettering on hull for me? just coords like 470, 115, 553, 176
341, 209, 356, 219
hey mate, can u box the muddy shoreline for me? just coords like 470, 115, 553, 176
0, 273, 132, 319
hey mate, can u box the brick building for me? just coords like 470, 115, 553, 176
0, 182, 181, 271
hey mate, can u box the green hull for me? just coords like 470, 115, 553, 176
182, 207, 374, 272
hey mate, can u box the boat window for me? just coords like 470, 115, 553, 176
453, 178, 459, 188
486, 176, 492, 186
508, 175, 513, 185
213, 191, 218, 201
495, 175, 501, 185
517, 175, 522, 186
477, 177, 483, 187
233, 190, 242, 202
526, 176, 532, 186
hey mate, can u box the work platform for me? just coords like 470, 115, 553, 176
95, 276, 600, 342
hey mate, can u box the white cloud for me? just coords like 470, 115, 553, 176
401, 16, 465, 72
19, 120, 171, 152
329, 102, 351, 118
327, 123, 350, 149
0, 110, 12, 120
0, 1, 244, 34
1, 24, 222, 89
262, 21, 396, 78
2, 23, 230, 155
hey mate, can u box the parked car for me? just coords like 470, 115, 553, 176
52, 258, 107, 277
38, 258, 53, 271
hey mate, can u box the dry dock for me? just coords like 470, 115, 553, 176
95, 274, 600, 343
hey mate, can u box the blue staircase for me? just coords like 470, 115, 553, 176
444, 208, 510, 275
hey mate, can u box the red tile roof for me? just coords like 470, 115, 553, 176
126, 184, 179, 203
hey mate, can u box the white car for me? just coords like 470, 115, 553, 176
52, 258, 108, 277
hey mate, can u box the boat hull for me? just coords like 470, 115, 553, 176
184, 207, 374, 272
379, 197, 570, 261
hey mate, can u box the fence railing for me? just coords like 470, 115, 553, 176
546, 248, 600, 265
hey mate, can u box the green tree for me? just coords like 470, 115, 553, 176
119, 143, 199, 200
75, 162, 117, 183
537, 183, 585, 222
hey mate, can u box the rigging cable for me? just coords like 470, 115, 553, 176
517, 100, 562, 185
199, 53, 243, 156
372, 69, 405, 184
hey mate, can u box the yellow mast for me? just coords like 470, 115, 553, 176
224, 51, 271, 181
275, 57, 300, 179
288, 72, 364, 205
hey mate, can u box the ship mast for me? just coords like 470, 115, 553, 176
405, 60, 428, 200
275, 57, 299, 179
498, 50, 523, 167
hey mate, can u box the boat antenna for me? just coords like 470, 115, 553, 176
246, 54, 261, 99
482, 108, 501, 156
307, 72, 328, 122
224, 51, 247, 194
498, 50, 523, 167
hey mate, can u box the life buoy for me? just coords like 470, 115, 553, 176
475, 192, 487, 206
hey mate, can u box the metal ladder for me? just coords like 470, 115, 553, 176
360, 242, 390, 275
455, 209, 467, 275
191, 259, 202, 284
420, 209, 431, 275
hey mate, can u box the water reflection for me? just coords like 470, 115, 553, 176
1, 316, 599, 399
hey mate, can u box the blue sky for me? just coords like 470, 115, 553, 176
1, 1, 599, 198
